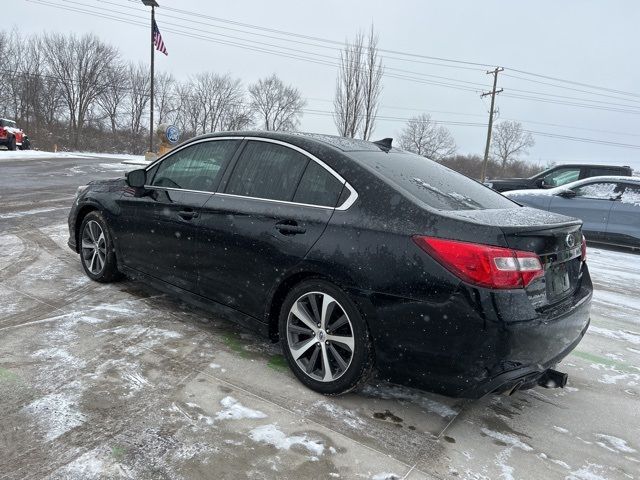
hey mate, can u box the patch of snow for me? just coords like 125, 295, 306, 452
371, 474, 400, 480
480, 428, 533, 451
209, 363, 221, 369
0, 150, 91, 160
495, 448, 515, 480
361, 383, 458, 418
22, 392, 86, 441
594, 434, 636, 454
313, 400, 365, 429
52, 449, 104, 479
33, 348, 86, 369
553, 426, 569, 434
0, 206, 68, 220
566, 463, 607, 480
551, 459, 571, 469
589, 325, 640, 346
215, 396, 267, 421
249, 424, 324, 456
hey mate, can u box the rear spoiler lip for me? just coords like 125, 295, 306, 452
499, 220, 582, 235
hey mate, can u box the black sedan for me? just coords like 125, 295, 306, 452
68, 132, 592, 398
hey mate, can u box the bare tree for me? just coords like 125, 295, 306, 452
333, 27, 384, 139
126, 62, 150, 136
248, 74, 305, 131
154, 71, 177, 125
96, 62, 128, 135
333, 31, 364, 138
491, 120, 535, 170
360, 26, 383, 140
219, 102, 253, 131
398, 114, 457, 161
41, 32, 119, 148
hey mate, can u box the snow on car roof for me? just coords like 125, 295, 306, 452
504, 175, 640, 198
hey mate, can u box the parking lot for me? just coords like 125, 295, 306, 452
1, 153, 638, 479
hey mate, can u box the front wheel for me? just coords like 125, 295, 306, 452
279, 279, 374, 395
79, 211, 120, 282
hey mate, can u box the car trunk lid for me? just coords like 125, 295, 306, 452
443, 207, 584, 308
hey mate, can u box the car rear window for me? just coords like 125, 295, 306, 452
292, 160, 344, 207
351, 150, 517, 211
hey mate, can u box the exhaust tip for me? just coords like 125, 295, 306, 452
537, 369, 568, 389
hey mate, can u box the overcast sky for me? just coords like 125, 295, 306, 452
10, 0, 640, 170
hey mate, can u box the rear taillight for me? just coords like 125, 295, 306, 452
412, 236, 544, 289
581, 235, 587, 262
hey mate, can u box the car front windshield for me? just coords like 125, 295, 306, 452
351, 150, 518, 211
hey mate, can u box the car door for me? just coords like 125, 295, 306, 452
115, 138, 241, 291
548, 181, 619, 240
606, 183, 640, 247
195, 139, 347, 320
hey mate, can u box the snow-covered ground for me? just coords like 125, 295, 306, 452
0, 149, 145, 163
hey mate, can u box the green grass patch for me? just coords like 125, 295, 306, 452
571, 350, 635, 373
111, 445, 126, 461
222, 333, 250, 358
0, 367, 18, 382
267, 355, 288, 372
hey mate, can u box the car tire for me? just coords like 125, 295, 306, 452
8, 136, 16, 151
278, 279, 374, 395
79, 211, 120, 283
20, 137, 30, 150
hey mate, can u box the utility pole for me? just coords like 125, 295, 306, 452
142, 0, 159, 154
480, 67, 503, 183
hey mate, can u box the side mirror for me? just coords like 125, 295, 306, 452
126, 168, 147, 188
556, 189, 576, 199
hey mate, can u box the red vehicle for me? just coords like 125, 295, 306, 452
0, 118, 30, 150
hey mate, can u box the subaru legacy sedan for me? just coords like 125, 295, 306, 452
68, 132, 592, 398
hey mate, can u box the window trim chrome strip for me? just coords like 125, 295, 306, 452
143, 135, 359, 211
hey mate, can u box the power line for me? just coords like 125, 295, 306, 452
28, 0, 486, 95
112, 0, 640, 101
36, 0, 640, 115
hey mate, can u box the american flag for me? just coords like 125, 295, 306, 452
153, 19, 168, 56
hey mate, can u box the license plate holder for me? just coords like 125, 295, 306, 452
548, 262, 571, 297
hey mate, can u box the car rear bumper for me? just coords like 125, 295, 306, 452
353, 266, 593, 398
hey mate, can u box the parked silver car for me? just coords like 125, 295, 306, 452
504, 176, 640, 249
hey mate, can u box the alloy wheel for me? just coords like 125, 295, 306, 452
286, 291, 355, 382
81, 220, 107, 275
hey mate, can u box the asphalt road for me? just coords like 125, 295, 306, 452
0, 153, 638, 480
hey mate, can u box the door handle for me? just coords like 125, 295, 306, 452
275, 221, 306, 235
178, 209, 199, 220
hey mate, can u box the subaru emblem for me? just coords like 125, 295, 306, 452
565, 234, 576, 248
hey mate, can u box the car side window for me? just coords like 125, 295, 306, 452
572, 182, 619, 200
621, 184, 640, 206
150, 140, 239, 191
588, 167, 620, 177
543, 168, 581, 187
225, 141, 309, 201
292, 160, 344, 207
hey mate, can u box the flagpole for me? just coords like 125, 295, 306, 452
149, 4, 155, 153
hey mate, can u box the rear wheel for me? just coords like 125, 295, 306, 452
7, 136, 16, 151
278, 279, 374, 395
79, 211, 120, 282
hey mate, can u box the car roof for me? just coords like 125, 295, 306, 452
547, 163, 631, 169
571, 175, 640, 183
190, 130, 389, 152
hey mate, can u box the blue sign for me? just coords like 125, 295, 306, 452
166, 125, 180, 145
